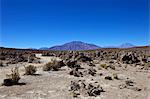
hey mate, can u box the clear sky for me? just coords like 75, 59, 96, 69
1, 0, 149, 48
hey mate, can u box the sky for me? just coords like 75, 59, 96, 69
1, 0, 149, 48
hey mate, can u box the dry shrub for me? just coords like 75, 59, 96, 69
43, 60, 64, 71
3, 67, 20, 86
43, 62, 53, 71
100, 64, 108, 69
144, 62, 150, 70
24, 65, 37, 75
113, 73, 119, 80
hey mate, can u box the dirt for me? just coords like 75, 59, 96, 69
0, 54, 150, 99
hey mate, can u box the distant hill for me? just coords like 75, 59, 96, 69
118, 43, 135, 48
49, 41, 100, 51
104, 43, 135, 48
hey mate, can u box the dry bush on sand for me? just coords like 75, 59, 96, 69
24, 65, 37, 75
2, 67, 20, 86
100, 64, 108, 69
43, 60, 64, 71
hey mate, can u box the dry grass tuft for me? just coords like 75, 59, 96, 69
24, 65, 37, 75
100, 64, 108, 69
43, 60, 64, 71
2, 67, 20, 86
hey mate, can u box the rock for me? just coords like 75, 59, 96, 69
121, 52, 140, 64
70, 81, 80, 91
109, 65, 116, 70
99, 73, 103, 76
88, 62, 95, 67
109, 60, 114, 64
69, 68, 83, 77
87, 83, 104, 96
65, 60, 80, 68
88, 67, 97, 76
76, 53, 92, 62
2, 79, 13, 86
132, 87, 142, 91
119, 80, 141, 91
69, 80, 104, 97
125, 80, 134, 86
119, 84, 127, 89
0, 61, 4, 67
82, 67, 97, 76
72, 91, 80, 97
105, 76, 113, 80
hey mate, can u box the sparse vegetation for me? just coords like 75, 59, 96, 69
24, 65, 37, 75
2, 67, 20, 86
143, 62, 150, 70
0, 46, 149, 98
113, 73, 119, 80
43, 61, 56, 71
43, 60, 64, 71
100, 64, 108, 69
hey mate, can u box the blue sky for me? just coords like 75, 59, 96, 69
1, 0, 149, 48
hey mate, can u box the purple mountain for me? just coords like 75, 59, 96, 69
49, 41, 100, 51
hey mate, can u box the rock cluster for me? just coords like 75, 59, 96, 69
69, 80, 104, 97
119, 80, 142, 91
0, 49, 39, 64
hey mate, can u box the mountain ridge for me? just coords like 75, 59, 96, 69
39, 41, 136, 50
49, 41, 100, 51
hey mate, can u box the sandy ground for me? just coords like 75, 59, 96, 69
0, 54, 150, 99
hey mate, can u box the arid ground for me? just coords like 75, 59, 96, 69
0, 47, 150, 99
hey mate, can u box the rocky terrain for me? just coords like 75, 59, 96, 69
0, 46, 150, 99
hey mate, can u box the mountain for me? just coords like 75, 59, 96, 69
103, 46, 116, 48
39, 47, 49, 50
28, 48, 37, 50
118, 43, 135, 48
38, 42, 135, 50
49, 41, 100, 51
103, 43, 135, 48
